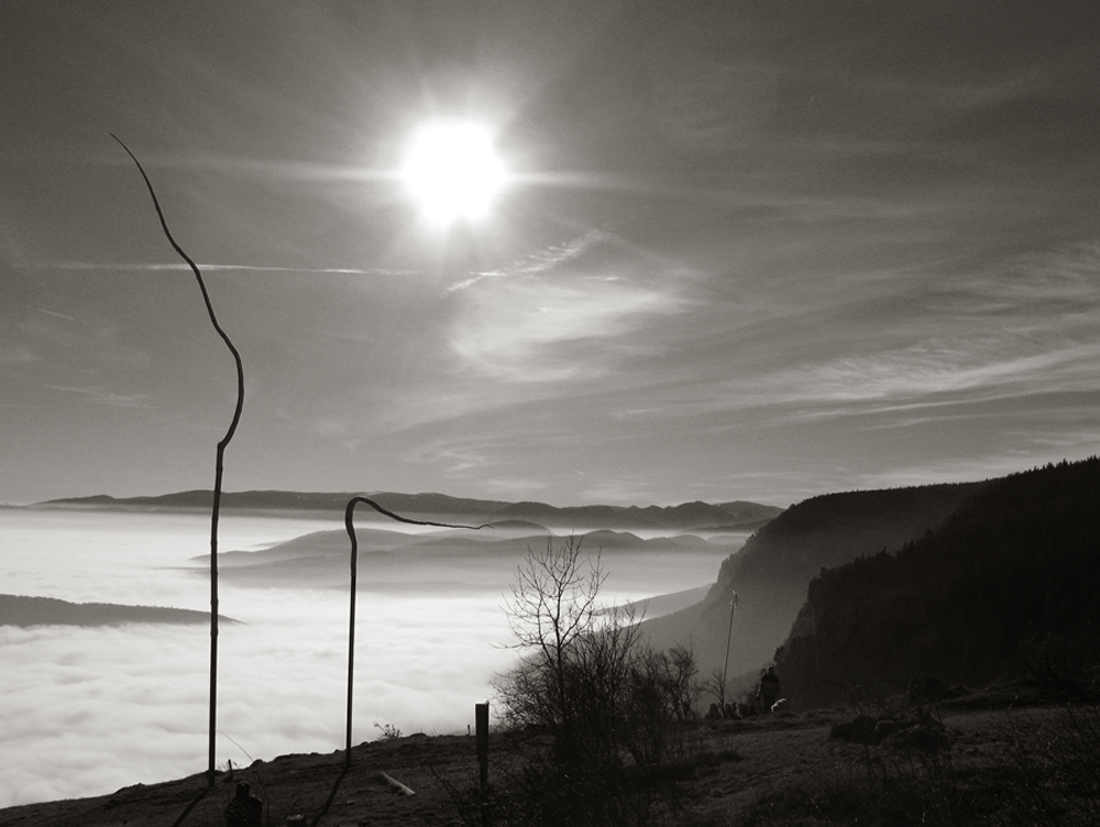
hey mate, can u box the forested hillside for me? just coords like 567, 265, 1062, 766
641, 480, 983, 679
775, 457, 1100, 708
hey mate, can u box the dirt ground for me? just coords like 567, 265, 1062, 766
0, 692, 1086, 827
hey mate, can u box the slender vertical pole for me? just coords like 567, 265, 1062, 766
344, 500, 360, 769
721, 590, 738, 714
113, 135, 246, 786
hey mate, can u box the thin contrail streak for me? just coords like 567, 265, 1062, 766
44, 261, 417, 276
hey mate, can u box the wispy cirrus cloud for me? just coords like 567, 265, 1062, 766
926, 242, 1100, 322
0, 343, 37, 364
447, 230, 611, 293
600, 337, 1096, 428
448, 229, 694, 385
592, 239, 1100, 439
402, 440, 494, 477
450, 276, 684, 382
763, 341, 1100, 415
7, 314, 150, 376
47, 385, 152, 408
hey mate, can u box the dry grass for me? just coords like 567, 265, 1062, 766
3, 692, 1098, 826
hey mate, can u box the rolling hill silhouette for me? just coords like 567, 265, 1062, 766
0, 594, 238, 627
187, 528, 737, 612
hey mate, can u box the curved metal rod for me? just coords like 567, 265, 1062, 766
113, 135, 246, 785
343, 496, 490, 766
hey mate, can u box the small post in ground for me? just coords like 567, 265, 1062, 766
476, 702, 490, 826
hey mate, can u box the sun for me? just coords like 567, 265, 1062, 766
399, 119, 507, 224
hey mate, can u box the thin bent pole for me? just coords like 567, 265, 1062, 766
113, 135, 246, 786
343, 496, 489, 768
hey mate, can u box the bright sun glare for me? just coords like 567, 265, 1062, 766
400, 120, 506, 224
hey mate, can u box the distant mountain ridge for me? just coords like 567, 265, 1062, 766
37, 490, 782, 531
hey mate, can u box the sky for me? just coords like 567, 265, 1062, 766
3, 1, 1099, 508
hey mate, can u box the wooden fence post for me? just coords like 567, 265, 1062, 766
476, 702, 490, 826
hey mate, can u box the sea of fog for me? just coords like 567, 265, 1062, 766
0, 508, 742, 808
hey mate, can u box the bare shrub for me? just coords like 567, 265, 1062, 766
492, 534, 701, 826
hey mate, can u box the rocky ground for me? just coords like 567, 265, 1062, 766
1, 689, 1093, 826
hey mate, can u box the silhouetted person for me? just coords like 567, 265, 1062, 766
224, 781, 262, 827
759, 666, 780, 713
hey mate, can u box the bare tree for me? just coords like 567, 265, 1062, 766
702, 667, 730, 716
496, 534, 617, 761
496, 535, 698, 763
621, 643, 700, 764
494, 535, 702, 825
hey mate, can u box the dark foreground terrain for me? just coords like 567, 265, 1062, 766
4, 688, 1097, 827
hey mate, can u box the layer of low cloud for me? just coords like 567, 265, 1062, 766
0, 509, 738, 808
